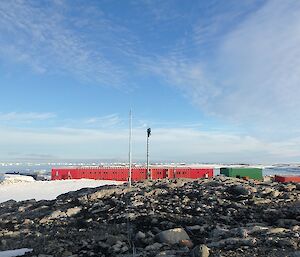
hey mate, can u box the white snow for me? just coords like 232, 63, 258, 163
0, 174, 35, 184
0, 178, 123, 203
0, 248, 32, 257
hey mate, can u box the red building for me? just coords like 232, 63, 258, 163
275, 175, 300, 183
51, 166, 214, 181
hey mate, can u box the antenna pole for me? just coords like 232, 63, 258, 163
128, 110, 132, 187
146, 128, 151, 179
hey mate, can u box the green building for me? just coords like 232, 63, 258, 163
220, 167, 263, 180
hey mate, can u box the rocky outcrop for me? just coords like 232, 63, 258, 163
0, 177, 299, 257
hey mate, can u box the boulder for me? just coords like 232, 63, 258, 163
156, 228, 190, 245
191, 244, 210, 257
145, 242, 163, 251
227, 185, 250, 196
135, 231, 146, 241
65, 207, 82, 217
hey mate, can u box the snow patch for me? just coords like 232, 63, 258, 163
0, 179, 123, 203
0, 174, 35, 185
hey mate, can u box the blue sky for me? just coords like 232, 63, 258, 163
0, 0, 300, 163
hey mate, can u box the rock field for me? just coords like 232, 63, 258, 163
0, 176, 299, 257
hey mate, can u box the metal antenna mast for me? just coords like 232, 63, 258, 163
128, 110, 132, 187
146, 128, 151, 179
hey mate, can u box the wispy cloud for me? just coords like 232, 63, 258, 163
0, 1, 138, 87
1, 0, 300, 162
215, 1, 300, 123
0, 125, 300, 163
145, 57, 220, 109
145, 0, 300, 135
0, 109, 298, 162
0, 112, 56, 122
83, 114, 122, 128
192, 1, 263, 49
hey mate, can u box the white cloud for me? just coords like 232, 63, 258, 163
0, 1, 137, 87
0, 126, 299, 163
146, 1, 300, 133
1, 1, 299, 163
146, 57, 220, 109
0, 112, 56, 122
84, 114, 121, 127
214, 0, 300, 123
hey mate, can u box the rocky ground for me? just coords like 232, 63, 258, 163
0, 176, 299, 257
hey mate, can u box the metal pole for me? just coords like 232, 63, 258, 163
128, 110, 132, 187
146, 135, 149, 179
146, 128, 151, 179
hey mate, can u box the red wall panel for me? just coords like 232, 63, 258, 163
51, 167, 214, 181
275, 175, 300, 183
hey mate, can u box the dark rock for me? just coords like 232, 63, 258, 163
0, 177, 299, 257
191, 244, 210, 257
145, 242, 163, 251
290, 251, 300, 257
156, 228, 190, 245
227, 185, 250, 196
135, 231, 146, 241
